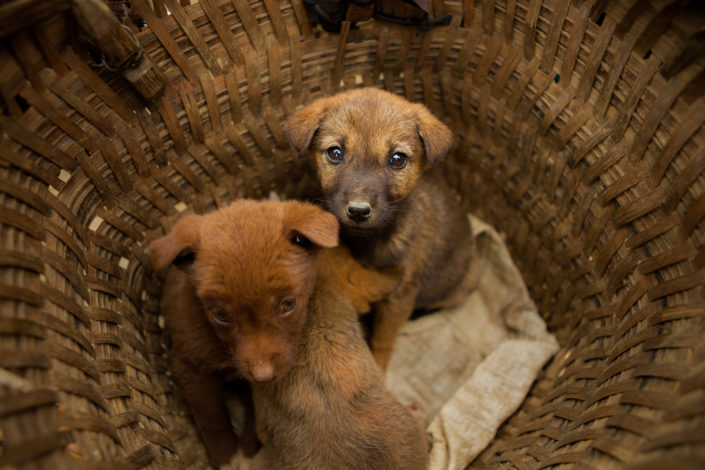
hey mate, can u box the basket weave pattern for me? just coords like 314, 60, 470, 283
0, 0, 704, 468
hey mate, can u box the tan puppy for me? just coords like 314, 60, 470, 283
286, 87, 473, 370
251, 246, 429, 470
150, 200, 338, 467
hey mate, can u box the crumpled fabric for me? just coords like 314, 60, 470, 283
386, 215, 559, 470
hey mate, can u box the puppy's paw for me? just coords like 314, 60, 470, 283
239, 432, 262, 457
219, 451, 242, 470
227, 447, 257, 470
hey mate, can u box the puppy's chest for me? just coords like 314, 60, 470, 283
345, 232, 409, 268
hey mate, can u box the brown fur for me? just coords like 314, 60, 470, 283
150, 200, 339, 467
285, 87, 473, 369
251, 246, 429, 470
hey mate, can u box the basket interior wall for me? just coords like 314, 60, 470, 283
1, 1, 704, 469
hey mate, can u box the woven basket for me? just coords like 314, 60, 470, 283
1, 0, 704, 468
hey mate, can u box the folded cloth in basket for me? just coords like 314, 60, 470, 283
386, 214, 559, 470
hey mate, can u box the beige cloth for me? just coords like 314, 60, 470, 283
386, 215, 559, 470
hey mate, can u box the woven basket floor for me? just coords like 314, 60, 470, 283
1, 0, 704, 468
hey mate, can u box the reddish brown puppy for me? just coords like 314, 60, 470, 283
150, 199, 338, 467
286, 87, 473, 370
251, 246, 429, 470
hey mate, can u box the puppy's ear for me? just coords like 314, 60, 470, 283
150, 215, 202, 272
414, 104, 453, 166
284, 202, 339, 249
284, 99, 328, 153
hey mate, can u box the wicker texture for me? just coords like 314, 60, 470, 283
0, 0, 704, 468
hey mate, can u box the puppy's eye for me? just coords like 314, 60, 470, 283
279, 298, 296, 316
212, 310, 231, 325
291, 234, 312, 249
388, 152, 408, 170
326, 146, 344, 164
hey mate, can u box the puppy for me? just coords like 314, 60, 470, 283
251, 246, 429, 470
150, 199, 338, 468
285, 87, 473, 369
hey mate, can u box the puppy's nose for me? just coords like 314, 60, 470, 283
345, 201, 372, 222
251, 362, 276, 383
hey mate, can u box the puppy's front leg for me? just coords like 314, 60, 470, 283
172, 355, 239, 467
370, 283, 420, 371
239, 385, 260, 457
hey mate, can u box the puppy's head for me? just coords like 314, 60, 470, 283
150, 200, 339, 383
285, 88, 452, 233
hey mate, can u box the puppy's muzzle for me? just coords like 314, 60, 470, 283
251, 361, 276, 383
345, 201, 372, 223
